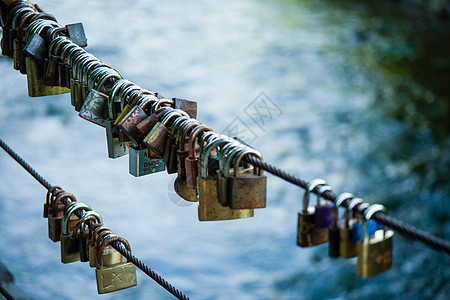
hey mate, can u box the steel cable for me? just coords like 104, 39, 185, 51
0, 138, 190, 300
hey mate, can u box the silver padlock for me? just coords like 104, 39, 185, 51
129, 145, 165, 177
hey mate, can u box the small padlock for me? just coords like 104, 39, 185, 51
357, 204, 394, 278
164, 115, 189, 173
72, 211, 102, 263
314, 184, 334, 229
44, 36, 69, 86
144, 109, 188, 157
105, 120, 129, 159
12, 10, 38, 71
48, 192, 77, 242
79, 67, 121, 127
173, 97, 198, 118
329, 192, 353, 258
197, 137, 254, 221
297, 179, 329, 247
60, 202, 92, 264
89, 226, 122, 268
185, 124, 212, 188
65, 22, 87, 47
339, 196, 362, 258
229, 148, 266, 209
2, 4, 35, 57
129, 145, 165, 177
95, 235, 137, 294
43, 186, 62, 218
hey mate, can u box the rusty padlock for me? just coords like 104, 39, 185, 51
185, 124, 212, 188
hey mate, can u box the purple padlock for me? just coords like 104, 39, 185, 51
314, 185, 336, 229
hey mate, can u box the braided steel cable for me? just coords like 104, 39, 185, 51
0, 284, 15, 300
0, 138, 190, 300
244, 155, 450, 254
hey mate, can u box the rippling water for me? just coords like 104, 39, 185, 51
0, 0, 449, 299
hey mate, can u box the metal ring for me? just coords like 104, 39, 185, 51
335, 192, 354, 208
364, 204, 385, 221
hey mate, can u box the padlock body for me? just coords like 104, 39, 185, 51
197, 177, 253, 221
230, 174, 267, 209
118, 106, 149, 144
297, 208, 329, 247
144, 123, 169, 158
79, 89, 108, 127
357, 230, 394, 278
105, 120, 129, 159
314, 201, 334, 229
173, 98, 197, 118
26, 57, 70, 97
60, 234, 80, 264
129, 146, 165, 177
89, 245, 123, 268
185, 157, 198, 189
79, 233, 90, 262
174, 175, 198, 202
217, 172, 230, 207
328, 226, 340, 258
96, 262, 137, 294
339, 226, 358, 258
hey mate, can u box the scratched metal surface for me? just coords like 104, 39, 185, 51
0, 0, 448, 299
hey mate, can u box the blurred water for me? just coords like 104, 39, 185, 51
0, 0, 449, 299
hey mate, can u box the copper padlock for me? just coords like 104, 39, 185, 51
48, 192, 77, 242
185, 124, 212, 188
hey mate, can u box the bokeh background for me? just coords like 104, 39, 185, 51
0, 0, 449, 299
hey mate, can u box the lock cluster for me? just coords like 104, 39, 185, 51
0, 0, 268, 220
297, 180, 394, 278
44, 186, 137, 294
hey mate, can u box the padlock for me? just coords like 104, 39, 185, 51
217, 142, 248, 207
60, 42, 83, 88
197, 137, 254, 221
43, 186, 62, 218
65, 22, 87, 47
357, 204, 394, 278
88, 226, 122, 268
117, 94, 161, 145
297, 179, 329, 247
48, 192, 77, 242
173, 97, 198, 118
72, 211, 102, 262
60, 202, 92, 264
108, 79, 133, 120
2, 4, 35, 57
350, 201, 368, 243
44, 36, 68, 86
135, 107, 170, 146
314, 184, 334, 229
129, 145, 165, 177
13, 10, 38, 71
105, 120, 129, 159
329, 192, 353, 258
185, 124, 212, 189
229, 148, 266, 209
113, 84, 146, 126
144, 108, 188, 158
73, 56, 103, 111
164, 115, 190, 173
95, 235, 137, 294
79, 67, 122, 127
176, 119, 201, 176
338, 196, 361, 258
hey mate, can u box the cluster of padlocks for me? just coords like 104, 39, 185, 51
298, 179, 394, 278
44, 186, 137, 294
1, 0, 394, 288
1, 0, 268, 221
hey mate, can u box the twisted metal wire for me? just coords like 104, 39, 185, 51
244, 155, 450, 254
0, 138, 190, 300
0, 284, 15, 300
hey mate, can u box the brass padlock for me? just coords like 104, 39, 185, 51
95, 235, 137, 294
48, 192, 77, 242
329, 192, 354, 258
60, 202, 92, 264
339, 196, 362, 258
185, 124, 212, 189
144, 109, 188, 157
357, 204, 394, 278
79, 67, 122, 127
72, 211, 102, 263
297, 179, 329, 247
197, 136, 254, 221
88, 226, 122, 268
229, 148, 266, 209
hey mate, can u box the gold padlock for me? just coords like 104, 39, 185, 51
72, 211, 103, 263
357, 204, 394, 278
185, 124, 212, 189
339, 197, 363, 258
48, 192, 77, 242
95, 235, 137, 294
197, 135, 253, 221
89, 226, 122, 268
60, 202, 92, 264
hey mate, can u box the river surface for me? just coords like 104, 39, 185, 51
0, 0, 449, 299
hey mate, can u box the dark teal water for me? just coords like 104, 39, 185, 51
0, 0, 448, 299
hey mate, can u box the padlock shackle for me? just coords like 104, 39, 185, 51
188, 124, 212, 159
89, 224, 108, 241
9, 6, 35, 30
335, 192, 354, 227
17, 11, 38, 39
151, 99, 173, 114
222, 144, 246, 177
170, 115, 190, 137
49, 35, 69, 57
79, 58, 102, 83
200, 135, 231, 178
72, 211, 102, 238
11, 7, 35, 30
45, 186, 62, 208
178, 119, 200, 152
51, 192, 76, 215
233, 148, 262, 177
316, 184, 332, 206
62, 202, 92, 235
302, 178, 327, 212
96, 235, 131, 269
